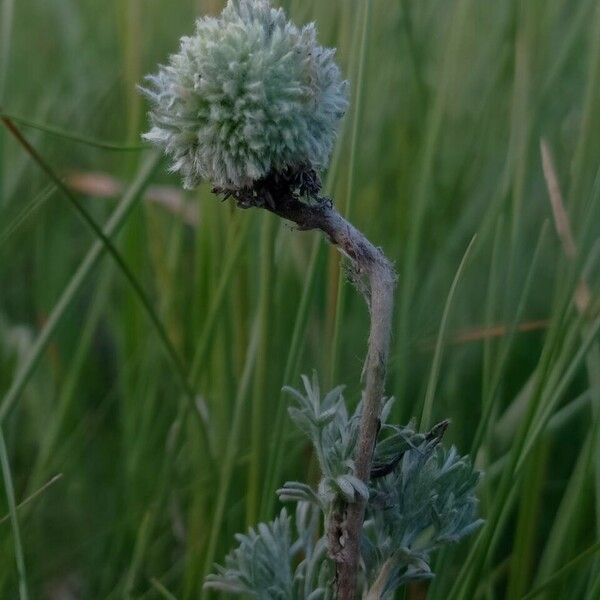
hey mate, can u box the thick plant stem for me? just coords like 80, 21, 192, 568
336, 266, 394, 599
255, 194, 396, 599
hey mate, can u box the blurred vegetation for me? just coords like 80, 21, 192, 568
0, 0, 599, 598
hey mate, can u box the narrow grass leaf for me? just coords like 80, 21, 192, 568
420, 235, 477, 430
0, 151, 161, 424
0, 111, 148, 151
0, 430, 29, 600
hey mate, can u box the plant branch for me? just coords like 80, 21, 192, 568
228, 172, 396, 599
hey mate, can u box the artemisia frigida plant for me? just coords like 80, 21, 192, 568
141, 1, 482, 597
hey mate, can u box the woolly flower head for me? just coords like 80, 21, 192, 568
141, 0, 348, 190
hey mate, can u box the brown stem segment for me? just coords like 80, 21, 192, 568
251, 191, 395, 599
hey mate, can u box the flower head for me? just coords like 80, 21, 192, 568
141, 0, 348, 190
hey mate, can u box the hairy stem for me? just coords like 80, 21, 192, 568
253, 192, 396, 599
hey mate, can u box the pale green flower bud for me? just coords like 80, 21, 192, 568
141, 0, 348, 190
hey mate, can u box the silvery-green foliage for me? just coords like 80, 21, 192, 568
204, 509, 294, 597
278, 373, 368, 507
205, 376, 482, 598
363, 441, 483, 597
292, 502, 334, 600
141, 0, 348, 190
204, 504, 333, 599
278, 379, 426, 508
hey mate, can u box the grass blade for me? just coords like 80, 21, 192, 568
523, 541, 600, 600
150, 578, 178, 600
0, 111, 148, 151
0, 474, 62, 526
420, 234, 477, 430
200, 319, 260, 596
328, 0, 372, 385
0, 430, 29, 600
0, 184, 55, 247
259, 237, 321, 520
1, 117, 185, 384
0, 118, 207, 447
0, 151, 161, 424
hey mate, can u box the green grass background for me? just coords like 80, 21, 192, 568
1, 0, 599, 598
